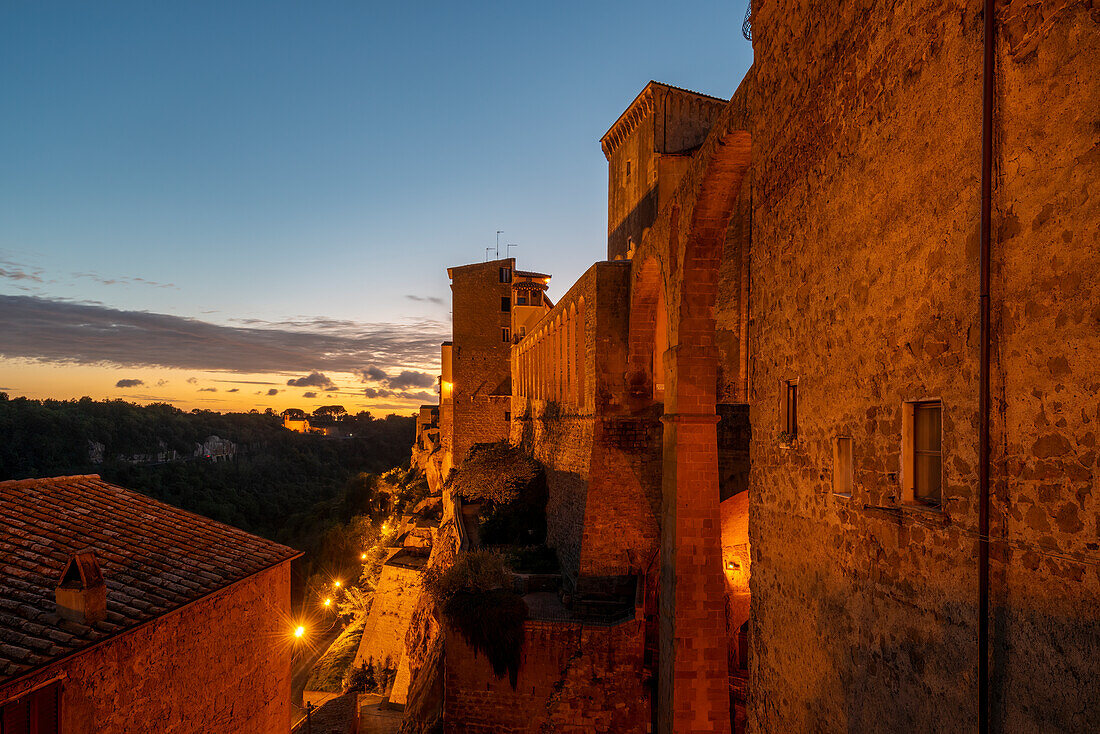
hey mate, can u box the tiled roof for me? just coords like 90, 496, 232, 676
0, 475, 300, 685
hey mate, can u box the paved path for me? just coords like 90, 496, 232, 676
357, 694, 403, 734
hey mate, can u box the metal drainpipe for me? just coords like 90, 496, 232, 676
978, 0, 995, 730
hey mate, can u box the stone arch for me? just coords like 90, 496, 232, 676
657, 127, 751, 734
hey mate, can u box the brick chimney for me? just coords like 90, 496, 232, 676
55, 550, 107, 624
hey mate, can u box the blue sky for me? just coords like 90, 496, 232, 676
0, 1, 753, 411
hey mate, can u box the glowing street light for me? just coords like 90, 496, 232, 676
294, 625, 305, 639
333, 580, 341, 588
360, 553, 367, 561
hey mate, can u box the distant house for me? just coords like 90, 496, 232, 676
282, 408, 311, 434
0, 475, 300, 733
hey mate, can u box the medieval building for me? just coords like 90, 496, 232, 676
412, 0, 1098, 732
0, 475, 299, 733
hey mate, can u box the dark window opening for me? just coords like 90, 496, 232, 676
499, 267, 512, 283
517, 295, 527, 305
784, 381, 798, 438
737, 621, 749, 671
501, 296, 511, 312
504, 411, 511, 422
501, 327, 511, 343
1, 681, 61, 734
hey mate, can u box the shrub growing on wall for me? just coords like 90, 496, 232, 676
449, 442, 547, 544
423, 550, 528, 688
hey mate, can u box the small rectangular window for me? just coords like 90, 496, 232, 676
501, 296, 511, 312
504, 411, 511, 422
499, 267, 512, 283
501, 327, 511, 343
833, 437, 853, 496
784, 381, 798, 438
517, 295, 527, 305
913, 402, 942, 504
902, 400, 943, 507
518, 326, 526, 338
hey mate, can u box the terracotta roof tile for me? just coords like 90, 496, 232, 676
0, 474, 300, 686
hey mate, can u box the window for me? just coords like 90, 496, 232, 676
501, 327, 511, 343
783, 380, 798, 438
518, 326, 526, 338
833, 436, 853, 496
625, 159, 632, 178
517, 295, 527, 305
504, 411, 511, 422
499, 267, 512, 283
902, 400, 942, 506
1, 681, 61, 733
501, 296, 511, 313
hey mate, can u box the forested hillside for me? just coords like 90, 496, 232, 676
0, 394, 415, 581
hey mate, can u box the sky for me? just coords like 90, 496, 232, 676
0, 0, 753, 414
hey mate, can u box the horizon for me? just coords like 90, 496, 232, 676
0, 1, 754, 413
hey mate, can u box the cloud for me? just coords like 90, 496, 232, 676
324, 386, 339, 392
302, 391, 317, 398
198, 387, 217, 392
186, 377, 199, 384
358, 366, 388, 382
156, 379, 169, 387
227, 388, 239, 393
362, 387, 436, 403
0, 295, 446, 374
0, 266, 43, 283
267, 388, 279, 396
386, 370, 436, 389
73, 272, 175, 289
115, 378, 144, 388
405, 295, 446, 306
286, 372, 334, 388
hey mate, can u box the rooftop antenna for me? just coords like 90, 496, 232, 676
495, 230, 503, 259
485, 247, 494, 262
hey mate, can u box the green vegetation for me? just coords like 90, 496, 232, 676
424, 550, 527, 688
449, 441, 547, 545
304, 616, 369, 693
0, 394, 417, 591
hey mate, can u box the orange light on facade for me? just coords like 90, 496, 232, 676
323, 598, 332, 607
293, 625, 305, 639
333, 580, 341, 588
360, 553, 367, 561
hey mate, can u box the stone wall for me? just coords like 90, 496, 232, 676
0, 562, 292, 733
748, 0, 1099, 731
354, 560, 424, 674
442, 617, 649, 733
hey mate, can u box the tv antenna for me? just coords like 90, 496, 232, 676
485, 247, 494, 262
495, 230, 503, 259
507, 243, 519, 258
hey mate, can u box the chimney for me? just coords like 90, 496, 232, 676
55, 550, 107, 624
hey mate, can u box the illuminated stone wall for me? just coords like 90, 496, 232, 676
747, 0, 1100, 730
0, 562, 292, 733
